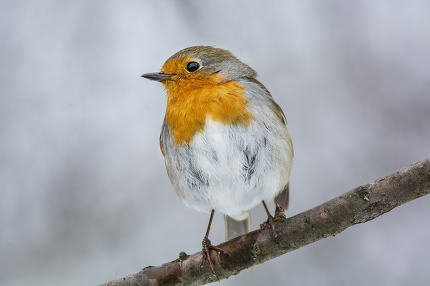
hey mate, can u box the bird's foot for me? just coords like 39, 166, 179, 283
260, 214, 278, 237
200, 236, 227, 276
274, 205, 287, 222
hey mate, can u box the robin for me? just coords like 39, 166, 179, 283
142, 46, 293, 273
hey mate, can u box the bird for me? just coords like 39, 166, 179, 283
142, 46, 293, 273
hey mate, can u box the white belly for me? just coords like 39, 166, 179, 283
162, 117, 293, 220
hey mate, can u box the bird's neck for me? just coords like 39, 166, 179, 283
164, 77, 253, 146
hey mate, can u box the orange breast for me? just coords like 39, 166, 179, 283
163, 74, 253, 145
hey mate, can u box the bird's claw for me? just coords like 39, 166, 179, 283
200, 236, 227, 277
260, 215, 278, 237
274, 205, 287, 222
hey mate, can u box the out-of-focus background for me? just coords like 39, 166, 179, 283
1, 1, 430, 285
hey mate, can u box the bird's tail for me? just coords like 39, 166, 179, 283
224, 214, 250, 241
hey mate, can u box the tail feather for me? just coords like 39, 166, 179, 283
224, 215, 250, 241
275, 184, 290, 211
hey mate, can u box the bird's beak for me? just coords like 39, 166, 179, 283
141, 72, 172, 82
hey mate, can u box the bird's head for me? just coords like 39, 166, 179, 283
142, 46, 256, 88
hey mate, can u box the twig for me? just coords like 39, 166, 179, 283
101, 159, 430, 286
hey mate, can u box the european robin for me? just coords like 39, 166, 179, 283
142, 46, 293, 273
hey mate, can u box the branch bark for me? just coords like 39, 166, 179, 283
101, 159, 430, 286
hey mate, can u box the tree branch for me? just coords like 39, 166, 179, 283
101, 159, 430, 286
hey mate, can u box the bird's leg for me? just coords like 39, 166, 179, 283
260, 200, 278, 237
274, 202, 287, 221
200, 209, 227, 275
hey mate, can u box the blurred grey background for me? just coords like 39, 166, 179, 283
1, 0, 430, 285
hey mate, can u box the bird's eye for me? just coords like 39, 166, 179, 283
186, 61, 200, 72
